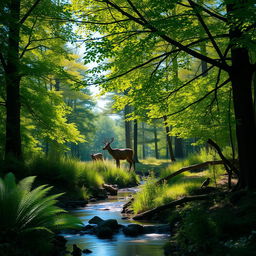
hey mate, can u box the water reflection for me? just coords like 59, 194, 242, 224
64, 189, 169, 256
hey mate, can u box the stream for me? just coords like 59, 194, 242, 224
63, 187, 170, 256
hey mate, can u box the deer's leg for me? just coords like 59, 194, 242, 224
116, 159, 120, 168
127, 159, 132, 171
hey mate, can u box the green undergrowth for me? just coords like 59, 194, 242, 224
132, 149, 226, 214
165, 192, 256, 256
0, 173, 82, 256
25, 157, 139, 200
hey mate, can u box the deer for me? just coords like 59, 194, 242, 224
91, 153, 103, 161
103, 138, 134, 171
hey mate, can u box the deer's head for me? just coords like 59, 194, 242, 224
103, 138, 114, 150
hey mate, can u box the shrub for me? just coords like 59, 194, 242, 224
0, 173, 82, 256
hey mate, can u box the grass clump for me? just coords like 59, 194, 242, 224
84, 160, 139, 187
132, 149, 227, 214
26, 156, 139, 200
132, 174, 169, 214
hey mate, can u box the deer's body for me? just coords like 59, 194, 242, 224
91, 153, 103, 161
103, 138, 134, 171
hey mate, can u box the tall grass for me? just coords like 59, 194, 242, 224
26, 157, 139, 200
160, 148, 225, 182
132, 149, 226, 214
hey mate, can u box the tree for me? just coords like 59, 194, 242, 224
70, 0, 256, 189
0, 0, 86, 170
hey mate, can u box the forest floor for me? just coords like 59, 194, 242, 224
134, 158, 171, 176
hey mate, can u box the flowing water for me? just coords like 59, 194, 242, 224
63, 187, 170, 256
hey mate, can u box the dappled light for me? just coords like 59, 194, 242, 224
0, 0, 255, 255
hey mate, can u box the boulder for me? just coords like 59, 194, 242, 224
96, 226, 114, 238
97, 219, 119, 230
122, 224, 144, 236
88, 216, 103, 224
95, 219, 119, 238
102, 184, 118, 195
83, 249, 93, 254
71, 244, 82, 256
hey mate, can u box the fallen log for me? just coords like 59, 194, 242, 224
133, 194, 211, 220
156, 160, 224, 184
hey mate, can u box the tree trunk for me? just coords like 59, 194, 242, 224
228, 2, 256, 189
124, 105, 132, 148
4, 0, 22, 166
163, 116, 175, 161
133, 119, 139, 163
230, 48, 255, 189
153, 125, 159, 159
142, 122, 146, 159
175, 137, 184, 158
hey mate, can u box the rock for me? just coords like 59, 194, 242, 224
103, 184, 118, 195
71, 244, 82, 256
88, 216, 104, 224
51, 235, 67, 256
98, 219, 119, 230
81, 224, 94, 231
122, 224, 144, 236
83, 249, 93, 254
96, 188, 108, 199
79, 225, 96, 235
95, 219, 119, 238
89, 198, 97, 202
96, 226, 114, 238
122, 198, 134, 214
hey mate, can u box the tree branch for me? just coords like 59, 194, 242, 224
88, 51, 176, 85
159, 65, 214, 101
187, 0, 227, 22
20, 18, 38, 59
102, 0, 230, 71
188, 0, 225, 62
164, 78, 230, 117
40, 16, 131, 25
19, 0, 42, 25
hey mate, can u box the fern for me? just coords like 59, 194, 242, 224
0, 173, 82, 255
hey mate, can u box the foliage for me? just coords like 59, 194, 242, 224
0, 173, 82, 256
26, 156, 139, 199
173, 192, 256, 255
132, 149, 226, 213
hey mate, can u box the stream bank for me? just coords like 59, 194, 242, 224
62, 187, 170, 256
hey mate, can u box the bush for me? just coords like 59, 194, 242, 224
0, 173, 82, 256
26, 157, 139, 199
176, 207, 219, 255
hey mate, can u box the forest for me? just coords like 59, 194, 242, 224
0, 0, 255, 255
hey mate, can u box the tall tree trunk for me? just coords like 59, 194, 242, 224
228, 3, 256, 189
124, 105, 132, 148
4, 0, 22, 166
230, 48, 255, 189
133, 119, 139, 163
163, 116, 175, 161
175, 137, 184, 159
142, 122, 146, 159
153, 125, 159, 159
